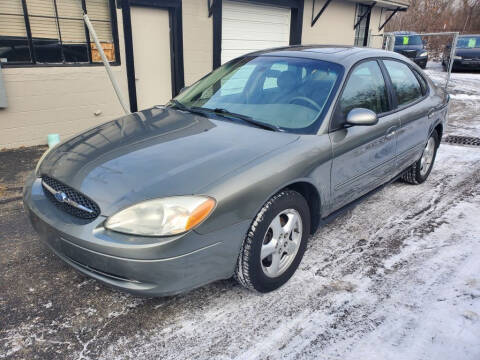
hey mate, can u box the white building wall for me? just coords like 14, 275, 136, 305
0, 1, 400, 149
301, 0, 388, 48
302, 0, 357, 46
0, 9, 128, 149
182, 0, 213, 86
369, 6, 387, 49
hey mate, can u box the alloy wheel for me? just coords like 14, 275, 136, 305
260, 209, 303, 278
420, 136, 436, 177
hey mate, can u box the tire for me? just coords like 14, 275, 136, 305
235, 190, 311, 293
402, 130, 439, 185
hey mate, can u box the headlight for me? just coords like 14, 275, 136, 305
418, 51, 428, 57
105, 196, 216, 236
454, 55, 463, 60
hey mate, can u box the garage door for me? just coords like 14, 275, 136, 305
221, 1, 291, 64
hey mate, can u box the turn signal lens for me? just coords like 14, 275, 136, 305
186, 198, 216, 231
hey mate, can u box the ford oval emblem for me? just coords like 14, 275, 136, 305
54, 191, 68, 203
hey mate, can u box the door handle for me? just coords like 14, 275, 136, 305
385, 126, 397, 140
385, 131, 396, 140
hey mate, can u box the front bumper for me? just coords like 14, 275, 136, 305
452, 59, 480, 71
23, 174, 250, 296
413, 56, 428, 68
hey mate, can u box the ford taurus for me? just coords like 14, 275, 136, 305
24, 46, 449, 296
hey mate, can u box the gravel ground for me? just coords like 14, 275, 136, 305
1, 63, 479, 360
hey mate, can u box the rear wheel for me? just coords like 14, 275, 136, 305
235, 190, 310, 293
402, 131, 439, 184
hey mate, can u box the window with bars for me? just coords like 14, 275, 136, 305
0, 0, 118, 65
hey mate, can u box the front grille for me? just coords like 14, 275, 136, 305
41, 176, 100, 220
399, 50, 416, 58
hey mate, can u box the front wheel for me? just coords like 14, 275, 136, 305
402, 131, 439, 184
235, 190, 310, 293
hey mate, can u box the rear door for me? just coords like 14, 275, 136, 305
382, 59, 430, 170
329, 60, 399, 211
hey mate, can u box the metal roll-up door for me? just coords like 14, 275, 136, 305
221, 0, 291, 64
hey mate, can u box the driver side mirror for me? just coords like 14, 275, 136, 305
179, 86, 189, 94
346, 108, 378, 126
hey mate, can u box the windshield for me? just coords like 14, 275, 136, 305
172, 56, 344, 134
395, 35, 423, 46
457, 36, 480, 49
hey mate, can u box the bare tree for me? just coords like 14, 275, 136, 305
387, 0, 480, 33
386, 0, 480, 59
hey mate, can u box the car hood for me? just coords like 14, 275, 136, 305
39, 107, 299, 215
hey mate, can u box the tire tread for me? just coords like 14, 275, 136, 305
401, 130, 439, 185
234, 190, 301, 291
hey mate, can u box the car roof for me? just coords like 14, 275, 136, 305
247, 45, 407, 68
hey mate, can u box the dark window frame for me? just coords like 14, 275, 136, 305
353, 3, 372, 47
329, 58, 392, 132
0, 0, 121, 68
119, 0, 185, 113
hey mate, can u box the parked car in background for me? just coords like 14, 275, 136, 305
443, 34, 480, 71
393, 31, 428, 69
24, 46, 449, 297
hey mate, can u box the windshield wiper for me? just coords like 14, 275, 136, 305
192, 107, 280, 132
168, 100, 209, 118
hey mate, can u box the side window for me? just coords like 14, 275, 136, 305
336, 60, 389, 123
384, 60, 423, 106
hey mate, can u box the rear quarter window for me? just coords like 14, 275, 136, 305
413, 69, 429, 96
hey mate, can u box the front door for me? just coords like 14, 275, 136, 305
329, 60, 399, 211
131, 7, 172, 110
